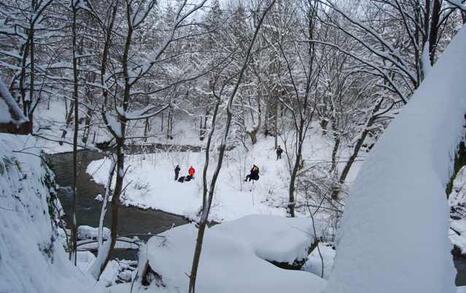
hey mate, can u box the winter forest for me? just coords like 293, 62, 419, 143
1, 0, 466, 292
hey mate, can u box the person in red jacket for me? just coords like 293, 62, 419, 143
187, 166, 195, 180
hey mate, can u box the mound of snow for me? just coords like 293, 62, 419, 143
140, 215, 325, 293
325, 27, 466, 293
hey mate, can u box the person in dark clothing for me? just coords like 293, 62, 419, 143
276, 145, 283, 160
178, 175, 193, 183
174, 165, 181, 181
245, 165, 260, 182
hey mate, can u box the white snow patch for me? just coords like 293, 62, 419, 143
303, 243, 336, 279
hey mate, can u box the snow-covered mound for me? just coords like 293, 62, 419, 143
137, 215, 325, 293
325, 27, 466, 293
0, 134, 100, 293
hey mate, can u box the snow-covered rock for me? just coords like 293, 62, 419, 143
139, 215, 326, 293
78, 225, 110, 241
0, 134, 102, 293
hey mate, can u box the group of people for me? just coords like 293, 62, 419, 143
173, 145, 284, 184
174, 165, 195, 183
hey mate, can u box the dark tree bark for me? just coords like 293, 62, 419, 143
70, 2, 79, 265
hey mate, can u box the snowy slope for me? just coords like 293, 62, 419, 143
325, 27, 466, 293
0, 134, 101, 293
134, 215, 326, 293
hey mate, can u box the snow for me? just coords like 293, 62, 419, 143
451, 219, 466, 253
450, 166, 466, 209
303, 243, 336, 279
0, 97, 10, 123
325, 27, 466, 293
214, 215, 324, 264
77, 251, 136, 287
0, 76, 27, 124
87, 134, 358, 223
78, 225, 110, 240
449, 166, 466, 253
138, 215, 326, 293
0, 133, 102, 293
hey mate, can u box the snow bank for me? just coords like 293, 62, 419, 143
141, 215, 325, 292
0, 134, 101, 293
325, 27, 466, 293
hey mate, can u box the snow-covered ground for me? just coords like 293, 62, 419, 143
87, 133, 356, 225
325, 26, 466, 293
114, 215, 326, 293
0, 133, 103, 293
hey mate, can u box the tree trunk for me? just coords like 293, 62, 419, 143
329, 119, 340, 174
101, 142, 125, 273
331, 100, 382, 200
188, 3, 275, 290
288, 120, 304, 217
70, 4, 79, 265
274, 102, 279, 149
428, 0, 441, 65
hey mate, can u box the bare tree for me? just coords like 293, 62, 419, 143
188, 1, 276, 292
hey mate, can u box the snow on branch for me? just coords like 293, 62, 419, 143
446, 0, 466, 11
0, 76, 28, 124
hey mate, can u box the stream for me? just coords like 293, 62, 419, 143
46, 150, 188, 259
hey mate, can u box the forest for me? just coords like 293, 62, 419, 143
1, 0, 466, 292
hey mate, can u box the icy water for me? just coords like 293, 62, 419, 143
46, 150, 188, 257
